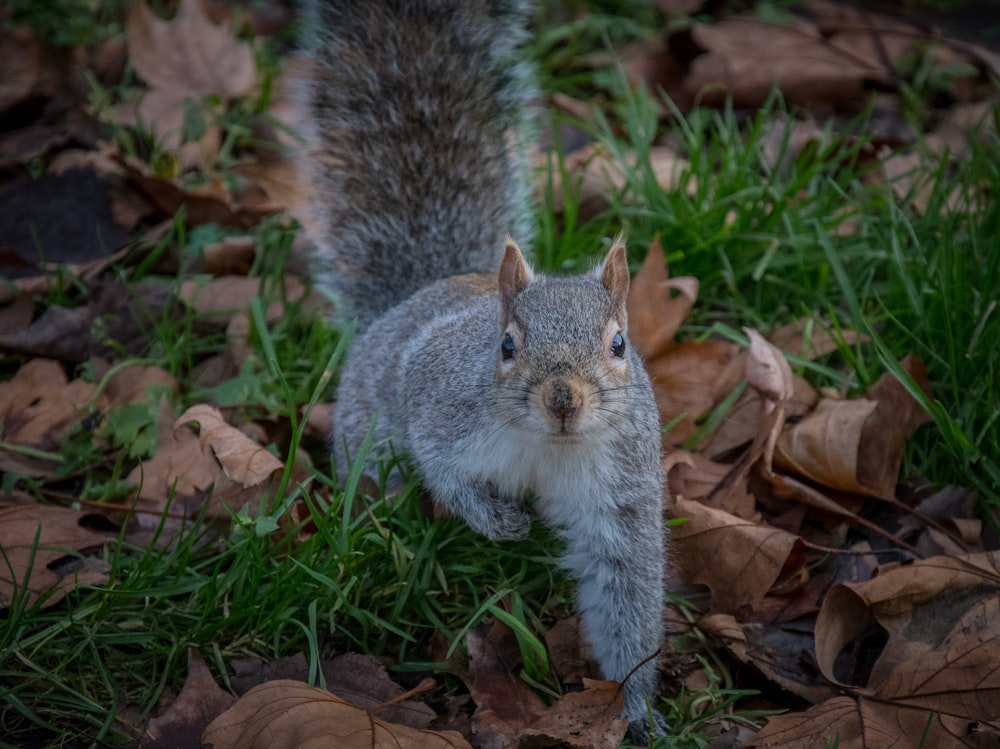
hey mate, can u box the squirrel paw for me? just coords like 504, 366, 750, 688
484, 503, 532, 541
480, 486, 532, 541
626, 710, 670, 745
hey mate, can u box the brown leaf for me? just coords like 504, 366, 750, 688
668, 496, 805, 614
0, 279, 176, 363
176, 404, 284, 486
626, 238, 699, 361
143, 649, 235, 749
664, 451, 757, 519
699, 376, 817, 460
0, 292, 34, 336
762, 553, 1000, 748
684, 12, 897, 110
0, 502, 116, 609
699, 613, 837, 705
0, 359, 103, 451
768, 316, 864, 360
774, 355, 931, 500
647, 340, 746, 445
201, 679, 472, 749
100, 363, 178, 407
543, 615, 599, 689
127, 0, 256, 98
126, 397, 220, 506
463, 620, 546, 748
773, 398, 880, 497
855, 354, 933, 497
122, 0, 256, 165
521, 679, 627, 749
744, 328, 794, 404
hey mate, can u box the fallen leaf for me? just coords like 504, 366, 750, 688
627, 238, 700, 361
744, 328, 794, 404
699, 613, 837, 705
0, 502, 116, 609
668, 496, 805, 614
201, 679, 472, 749
520, 679, 627, 749
126, 396, 220, 506
0, 359, 103, 450
774, 355, 931, 500
648, 339, 746, 445
684, 9, 899, 110
121, 0, 256, 165
752, 552, 1000, 748
143, 649, 236, 749
664, 451, 757, 519
176, 404, 283, 486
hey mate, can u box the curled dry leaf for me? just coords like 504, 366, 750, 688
668, 496, 805, 614
774, 355, 932, 500
126, 396, 220, 506
201, 679, 472, 749
752, 552, 1000, 748
699, 613, 837, 705
0, 502, 116, 609
176, 404, 283, 486
743, 328, 794, 404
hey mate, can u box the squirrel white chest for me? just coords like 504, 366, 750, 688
458, 425, 621, 527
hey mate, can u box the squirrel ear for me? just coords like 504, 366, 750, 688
599, 235, 630, 328
499, 237, 532, 320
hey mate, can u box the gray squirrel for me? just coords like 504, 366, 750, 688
298, 0, 668, 741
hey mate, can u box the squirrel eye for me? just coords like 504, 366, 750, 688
501, 333, 516, 361
611, 331, 626, 358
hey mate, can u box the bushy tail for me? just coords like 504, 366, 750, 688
298, 0, 537, 330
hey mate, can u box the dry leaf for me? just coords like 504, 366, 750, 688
648, 340, 746, 445
774, 355, 931, 499
627, 238, 700, 361
176, 404, 283, 486
520, 679, 627, 749
744, 328, 794, 404
699, 613, 837, 705
463, 621, 546, 748
685, 11, 897, 110
201, 679, 472, 749
752, 553, 1000, 748
0, 502, 116, 609
0, 359, 103, 450
668, 496, 805, 614
143, 649, 236, 749
122, 0, 256, 166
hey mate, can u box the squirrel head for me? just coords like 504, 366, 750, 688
495, 237, 634, 440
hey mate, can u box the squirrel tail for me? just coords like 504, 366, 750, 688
298, 1, 538, 330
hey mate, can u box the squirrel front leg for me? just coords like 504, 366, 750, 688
421, 465, 532, 542
563, 505, 667, 742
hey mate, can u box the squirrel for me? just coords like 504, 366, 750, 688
298, 0, 669, 741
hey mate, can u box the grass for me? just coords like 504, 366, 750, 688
579, 81, 1000, 511
2, 1, 999, 747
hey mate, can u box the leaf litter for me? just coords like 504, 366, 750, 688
1, 0, 999, 747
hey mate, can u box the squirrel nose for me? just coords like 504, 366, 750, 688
545, 381, 581, 424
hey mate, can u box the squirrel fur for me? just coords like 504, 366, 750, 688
299, 0, 668, 740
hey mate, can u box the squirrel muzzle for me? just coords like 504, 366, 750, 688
539, 377, 587, 434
